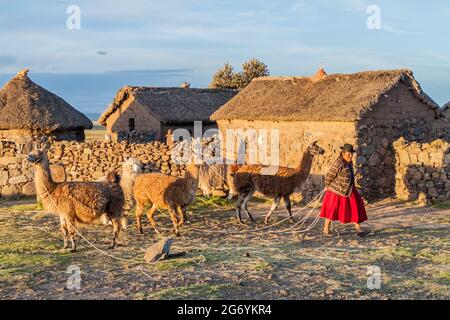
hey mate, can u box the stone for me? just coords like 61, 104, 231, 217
362, 146, 376, 156
92, 171, 105, 180
0, 170, 8, 186
368, 152, 380, 166
398, 150, 411, 164
1, 185, 19, 197
22, 182, 36, 196
8, 175, 28, 185
144, 237, 173, 263
418, 152, 430, 163
50, 164, 67, 183
356, 156, 367, 166
0, 157, 21, 166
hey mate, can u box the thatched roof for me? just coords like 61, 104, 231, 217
210, 69, 440, 122
99, 86, 237, 126
0, 69, 92, 132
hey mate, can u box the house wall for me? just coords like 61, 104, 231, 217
216, 119, 357, 202
161, 123, 218, 141
433, 108, 450, 140
356, 82, 438, 200
105, 98, 162, 141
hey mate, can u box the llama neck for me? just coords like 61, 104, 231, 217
294, 150, 314, 181
184, 163, 200, 182
34, 159, 57, 197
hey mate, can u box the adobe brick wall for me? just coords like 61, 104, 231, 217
216, 119, 357, 203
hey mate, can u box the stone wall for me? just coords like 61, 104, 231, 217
394, 138, 450, 202
355, 82, 439, 200
0, 140, 189, 198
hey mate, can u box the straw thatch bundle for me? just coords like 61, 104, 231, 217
211, 69, 440, 122
0, 69, 92, 134
99, 86, 237, 126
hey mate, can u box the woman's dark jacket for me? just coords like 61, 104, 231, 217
325, 156, 355, 197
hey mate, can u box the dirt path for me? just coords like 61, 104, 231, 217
0, 197, 448, 300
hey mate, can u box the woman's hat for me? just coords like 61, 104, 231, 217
340, 143, 356, 153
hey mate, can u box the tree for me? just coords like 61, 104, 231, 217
209, 58, 270, 89
209, 63, 238, 89
237, 58, 270, 88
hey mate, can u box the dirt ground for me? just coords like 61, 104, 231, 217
0, 196, 448, 300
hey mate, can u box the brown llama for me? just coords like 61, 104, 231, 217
27, 144, 126, 252
133, 146, 202, 237
231, 141, 325, 225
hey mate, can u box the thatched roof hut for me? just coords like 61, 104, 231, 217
99, 85, 237, 141
0, 69, 92, 142
211, 68, 441, 202
211, 69, 440, 122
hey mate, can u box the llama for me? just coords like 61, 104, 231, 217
133, 146, 201, 237
231, 141, 325, 225
27, 144, 126, 252
120, 157, 142, 212
95, 157, 142, 213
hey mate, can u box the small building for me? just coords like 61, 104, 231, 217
211, 69, 441, 201
98, 85, 237, 142
0, 69, 92, 143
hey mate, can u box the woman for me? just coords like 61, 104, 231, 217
320, 144, 370, 237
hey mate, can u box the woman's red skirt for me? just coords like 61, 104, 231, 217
320, 187, 367, 224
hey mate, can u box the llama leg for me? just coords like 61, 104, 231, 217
264, 197, 281, 224
109, 219, 121, 249
60, 215, 69, 249
169, 206, 180, 237
66, 217, 77, 253
242, 191, 255, 222
135, 203, 144, 234
235, 193, 246, 225
283, 196, 295, 223
145, 204, 161, 235
177, 207, 187, 227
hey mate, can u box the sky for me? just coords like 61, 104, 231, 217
0, 0, 449, 115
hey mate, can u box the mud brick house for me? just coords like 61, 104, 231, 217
0, 69, 92, 143
99, 84, 237, 142
0, 69, 92, 198
211, 69, 442, 201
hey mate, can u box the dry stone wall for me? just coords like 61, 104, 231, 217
394, 138, 450, 202
0, 140, 189, 198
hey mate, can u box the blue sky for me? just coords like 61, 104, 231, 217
0, 0, 449, 115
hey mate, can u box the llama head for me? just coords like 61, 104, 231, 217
26, 141, 50, 165
123, 157, 143, 174
307, 141, 325, 156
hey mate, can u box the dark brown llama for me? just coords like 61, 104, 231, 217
231, 141, 325, 225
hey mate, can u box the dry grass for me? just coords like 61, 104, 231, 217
0, 197, 448, 300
